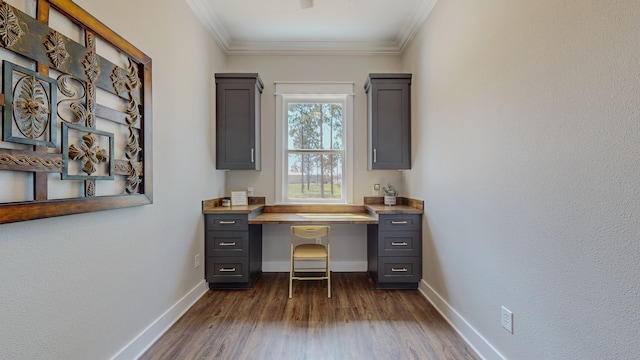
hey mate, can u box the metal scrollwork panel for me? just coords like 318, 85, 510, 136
61, 122, 114, 180
43, 30, 70, 69
2, 60, 57, 147
56, 74, 87, 125
0, 2, 25, 48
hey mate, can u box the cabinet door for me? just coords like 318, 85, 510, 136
378, 256, 420, 283
206, 231, 249, 257
366, 74, 411, 170
378, 214, 421, 231
215, 74, 262, 170
378, 230, 421, 256
205, 214, 249, 231
206, 256, 249, 283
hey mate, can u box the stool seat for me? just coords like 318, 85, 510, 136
293, 244, 327, 258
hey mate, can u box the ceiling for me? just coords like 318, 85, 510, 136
185, 0, 437, 55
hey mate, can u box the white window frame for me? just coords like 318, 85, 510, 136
275, 82, 354, 204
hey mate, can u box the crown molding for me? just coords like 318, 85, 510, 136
396, 0, 438, 53
185, 0, 231, 50
225, 40, 402, 56
185, 0, 438, 56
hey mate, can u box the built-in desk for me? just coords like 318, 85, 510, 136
202, 197, 423, 290
249, 212, 377, 224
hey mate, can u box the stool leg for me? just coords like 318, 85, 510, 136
327, 256, 331, 298
289, 247, 293, 299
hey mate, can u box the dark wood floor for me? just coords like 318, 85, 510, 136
139, 273, 479, 360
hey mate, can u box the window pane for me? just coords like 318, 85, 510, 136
287, 103, 343, 150
287, 153, 343, 200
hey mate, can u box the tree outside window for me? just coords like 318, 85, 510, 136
286, 103, 344, 201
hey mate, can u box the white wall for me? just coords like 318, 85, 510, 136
224, 55, 405, 271
0, 0, 227, 359
403, 1, 640, 359
8, 1, 639, 358
224, 55, 406, 204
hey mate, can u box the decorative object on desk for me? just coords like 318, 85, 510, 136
383, 183, 398, 206
230, 191, 248, 206
221, 199, 231, 207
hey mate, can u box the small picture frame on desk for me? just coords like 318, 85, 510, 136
230, 191, 248, 206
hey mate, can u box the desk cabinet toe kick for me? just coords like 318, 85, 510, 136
205, 214, 262, 289
368, 214, 422, 289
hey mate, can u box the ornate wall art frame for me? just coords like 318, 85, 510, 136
0, 0, 152, 224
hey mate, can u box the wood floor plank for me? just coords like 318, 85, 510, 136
139, 273, 480, 360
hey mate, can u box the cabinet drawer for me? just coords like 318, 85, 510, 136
205, 215, 248, 231
206, 256, 248, 283
379, 231, 420, 256
378, 257, 421, 283
378, 214, 421, 231
206, 231, 248, 256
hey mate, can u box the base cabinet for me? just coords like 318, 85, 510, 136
205, 214, 262, 289
204, 211, 421, 290
367, 214, 422, 289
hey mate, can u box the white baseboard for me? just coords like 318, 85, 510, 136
262, 261, 367, 272
418, 280, 507, 360
110, 280, 209, 360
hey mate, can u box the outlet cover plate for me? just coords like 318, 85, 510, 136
501, 306, 513, 333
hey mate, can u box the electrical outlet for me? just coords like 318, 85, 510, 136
501, 306, 513, 333
195, 254, 200, 269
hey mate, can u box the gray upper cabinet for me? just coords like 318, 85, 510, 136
365, 73, 412, 170
215, 73, 263, 170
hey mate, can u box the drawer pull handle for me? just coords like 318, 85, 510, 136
391, 221, 408, 225
373, 148, 377, 163
251, 148, 255, 163
391, 242, 408, 246
219, 242, 236, 246
391, 267, 408, 272
219, 221, 236, 225
219, 267, 237, 272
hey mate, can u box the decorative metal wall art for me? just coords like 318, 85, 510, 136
0, 0, 152, 224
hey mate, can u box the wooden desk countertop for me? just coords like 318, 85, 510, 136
202, 196, 423, 224
202, 198, 264, 215
364, 204, 423, 215
202, 203, 264, 215
248, 211, 378, 224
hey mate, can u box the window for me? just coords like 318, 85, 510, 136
275, 83, 354, 204
287, 101, 344, 201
